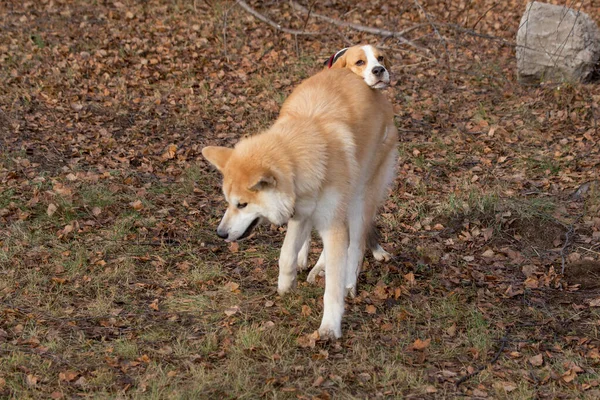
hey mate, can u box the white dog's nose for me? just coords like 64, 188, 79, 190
372, 66, 385, 77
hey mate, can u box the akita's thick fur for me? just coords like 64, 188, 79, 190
202, 68, 397, 339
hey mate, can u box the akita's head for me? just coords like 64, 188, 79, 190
202, 145, 295, 242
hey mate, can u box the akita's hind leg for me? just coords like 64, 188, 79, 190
367, 225, 392, 262
278, 218, 311, 295
297, 234, 311, 271
306, 250, 326, 283
345, 195, 367, 298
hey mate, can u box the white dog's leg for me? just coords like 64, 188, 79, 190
278, 218, 311, 296
306, 250, 326, 283
317, 224, 348, 339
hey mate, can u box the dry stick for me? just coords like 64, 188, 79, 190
560, 215, 581, 275
290, 1, 429, 53
455, 329, 510, 387
412, 0, 449, 61
236, 0, 320, 36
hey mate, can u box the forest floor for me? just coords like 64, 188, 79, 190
1, 0, 600, 398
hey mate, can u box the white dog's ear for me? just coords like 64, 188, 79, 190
202, 146, 233, 172
249, 173, 276, 191
330, 52, 347, 68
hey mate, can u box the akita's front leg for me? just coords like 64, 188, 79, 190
278, 218, 311, 295
317, 224, 348, 339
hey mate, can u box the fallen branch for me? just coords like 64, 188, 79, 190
236, 0, 320, 36
290, 1, 429, 52
455, 328, 510, 387
560, 215, 582, 274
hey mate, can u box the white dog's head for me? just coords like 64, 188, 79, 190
202, 145, 295, 242
325, 44, 390, 89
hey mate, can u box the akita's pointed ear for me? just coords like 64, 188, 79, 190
202, 146, 233, 172
249, 173, 276, 191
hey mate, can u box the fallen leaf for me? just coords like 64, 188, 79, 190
297, 330, 319, 348
494, 381, 517, 392
224, 305, 239, 317
149, 299, 159, 311
58, 370, 78, 382
590, 298, 600, 307
301, 305, 312, 316
47, 203, 58, 216
223, 281, 240, 292
228, 242, 239, 252
26, 374, 38, 387
482, 249, 495, 258
528, 353, 543, 367
130, 200, 144, 211
412, 338, 431, 350
446, 323, 457, 337
562, 368, 577, 383
365, 304, 376, 314
404, 272, 416, 286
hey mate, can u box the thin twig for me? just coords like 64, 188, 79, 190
413, 0, 449, 61
290, 1, 428, 53
236, 0, 319, 36
455, 328, 510, 387
560, 214, 582, 275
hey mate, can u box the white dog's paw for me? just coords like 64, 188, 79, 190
372, 245, 392, 262
306, 263, 325, 284
318, 324, 342, 340
345, 285, 357, 299
277, 275, 297, 296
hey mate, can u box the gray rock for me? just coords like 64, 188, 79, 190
516, 1, 600, 84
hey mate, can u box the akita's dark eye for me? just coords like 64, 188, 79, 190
377, 56, 384, 62
237, 202, 248, 209
355, 60, 365, 66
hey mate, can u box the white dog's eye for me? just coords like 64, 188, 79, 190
355, 60, 365, 66
377, 56, 384, 62
237, 202, 248, 209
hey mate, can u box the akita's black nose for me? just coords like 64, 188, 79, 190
372, 66, 385, 76
216, 229, 228, 239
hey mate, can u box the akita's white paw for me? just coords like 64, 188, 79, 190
318, 324, 342, 340
306, 264, 325, 284
277, 275, 297, 296
297, 247, 310, 271
372, 245, 392, 262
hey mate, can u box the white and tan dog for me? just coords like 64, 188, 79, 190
202, 68, 397, 339
325, 44, 390, 89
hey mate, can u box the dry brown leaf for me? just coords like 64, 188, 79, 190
404, 272, 416, 286
149, 299, 159, 311
26, 374, 38, 387
223, 281, 240, 292
224, 305, 239, 317
131, 200, 144, 211
228, 242, 239, 253
589, 297, 600, 307
47, 203, 58, 217
162, 144, 177, 160
528, 353, 543, 367
301, 305, 312, 316
412, 338, 431, 350
365, 304, 376, 314
58, 370, 78, 382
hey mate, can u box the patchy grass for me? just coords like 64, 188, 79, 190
1, 0, 599, 398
